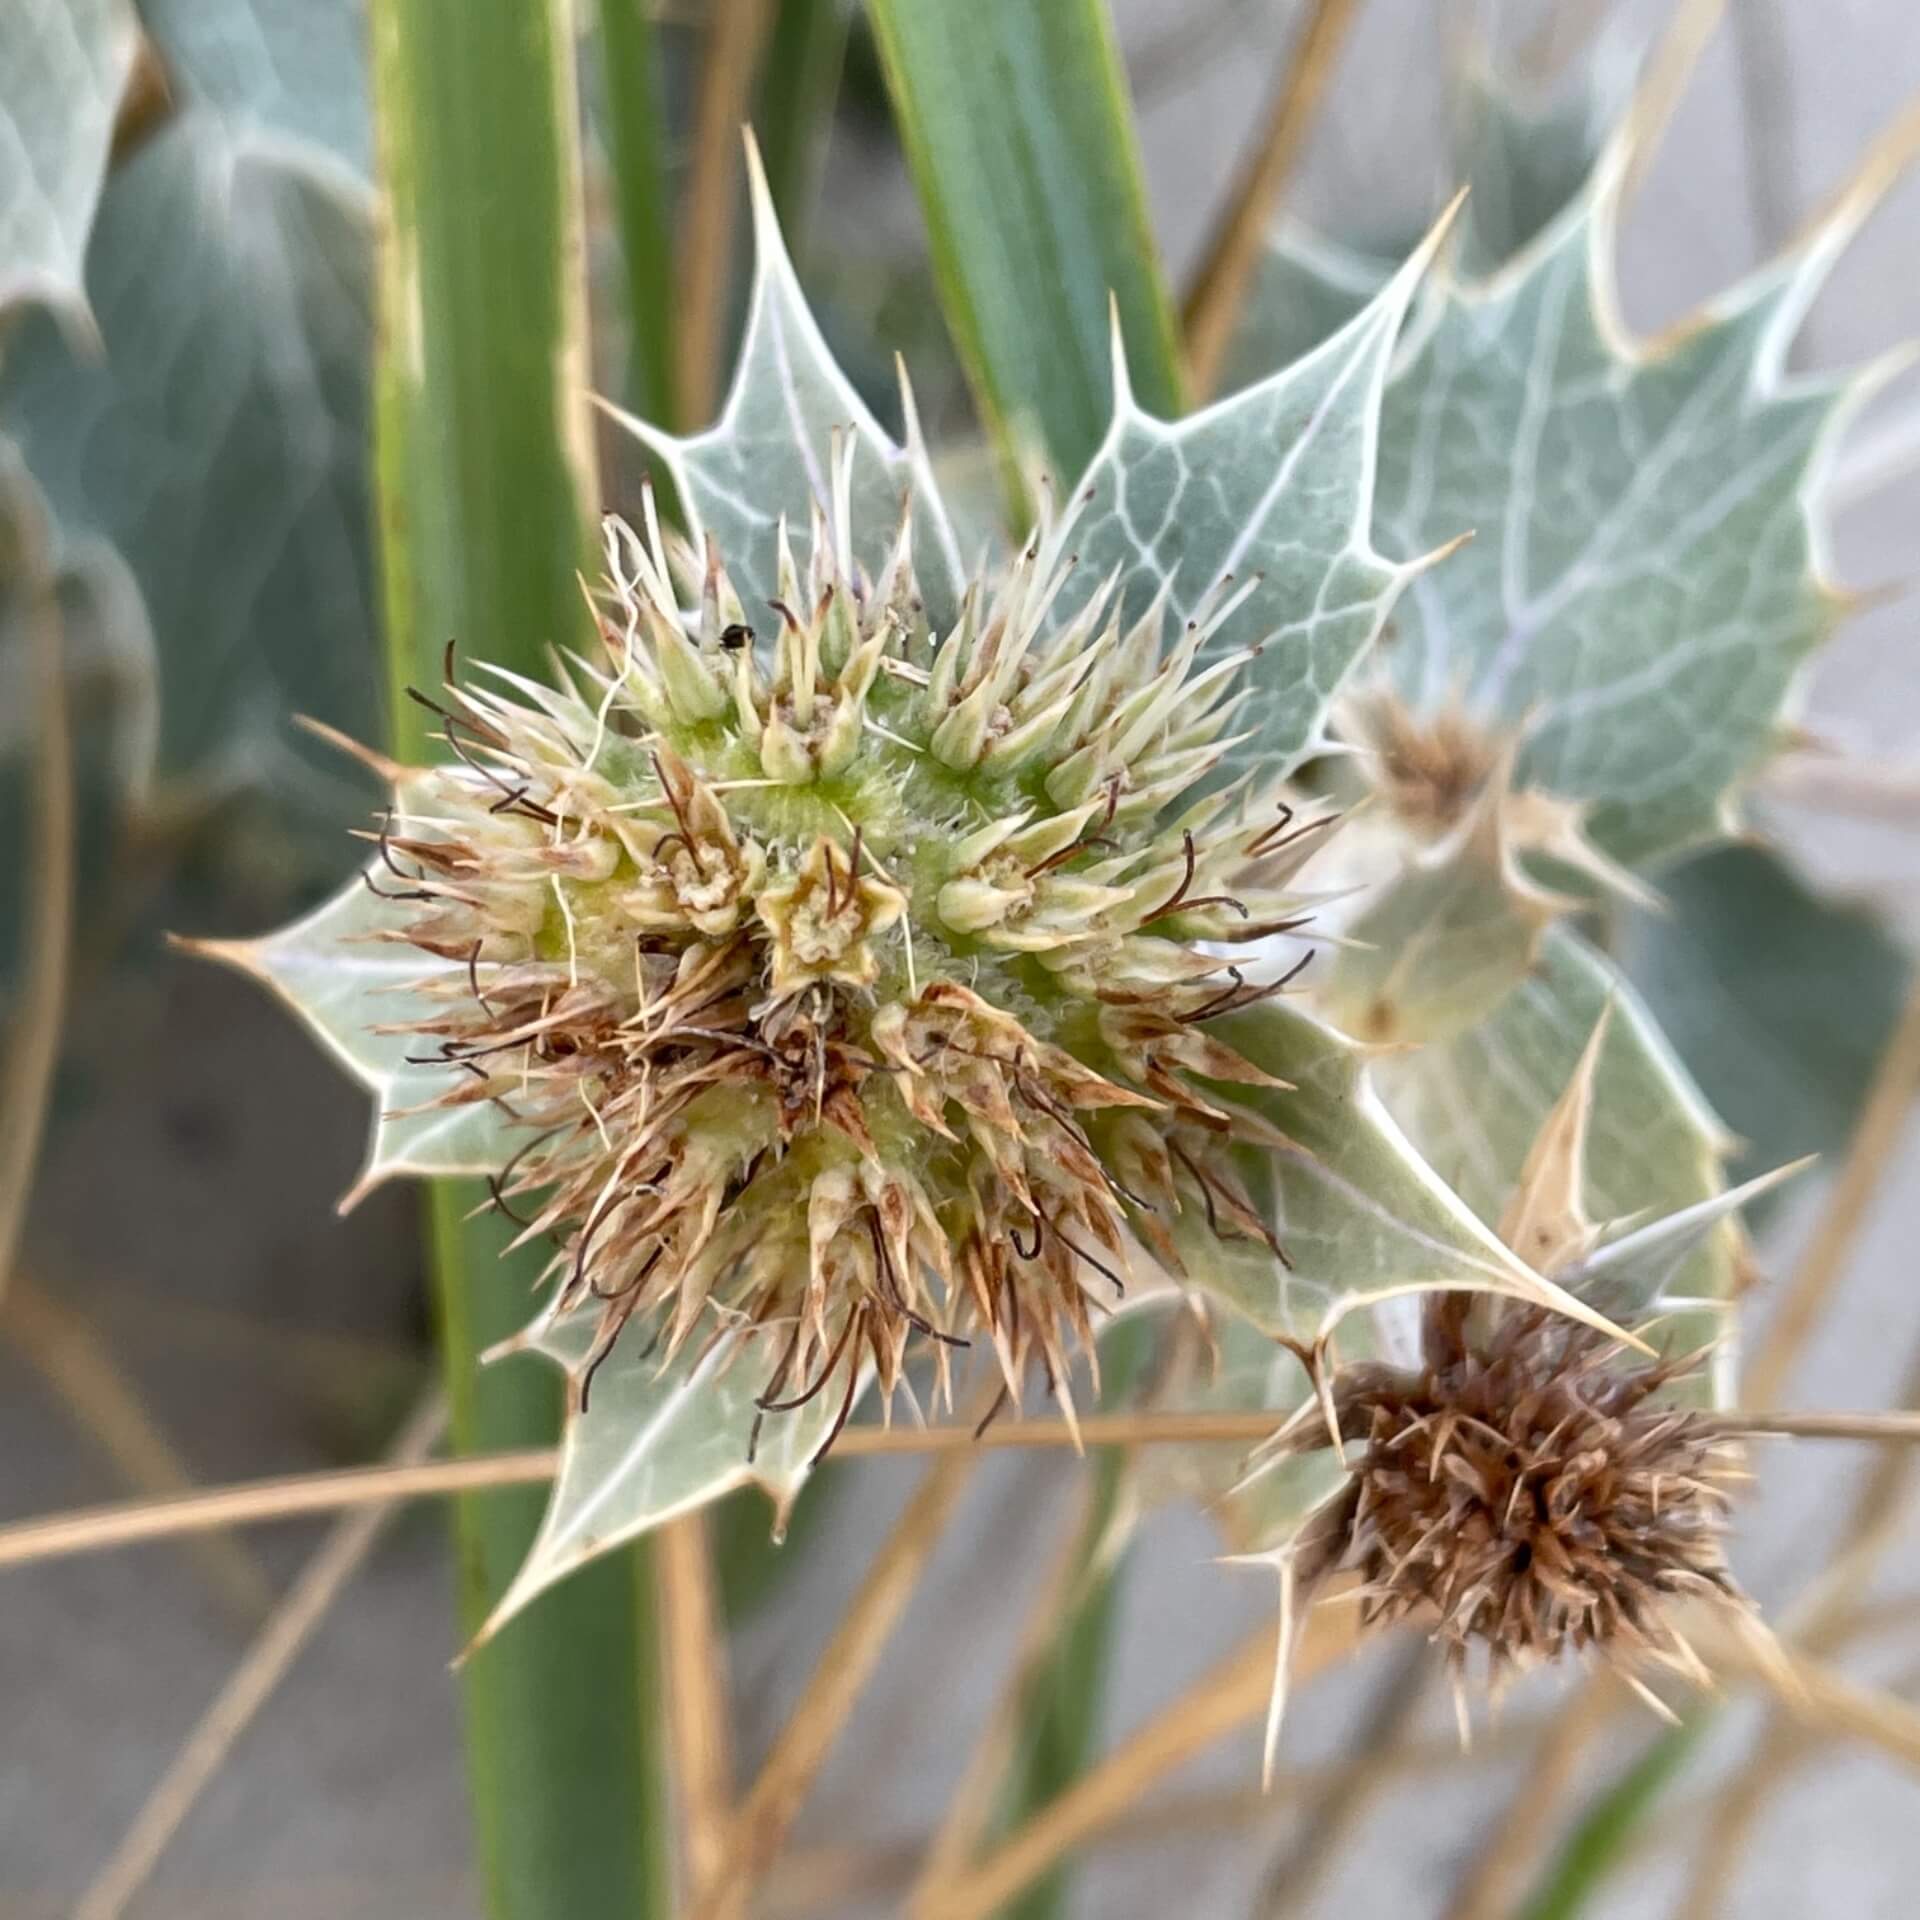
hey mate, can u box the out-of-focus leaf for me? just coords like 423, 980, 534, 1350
1217, 33, 1628, 384
1214, 222, 1395, 401
139, 0, 373, 179
0, 0, 138, 319
1371, 155, 1865, 868
1372, 929, 1735, 1305
757, 0, 851, 266
0, 113, 378, 845
1449, 42, 1634, 274
1320, 786, 1556, 1044
1517, 1721, 1707, 1920
593, 0, 676, 425
0, 440, 156, 992
1618, 841, 1912, 1201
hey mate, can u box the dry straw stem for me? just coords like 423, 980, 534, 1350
0, 1412, 1300, 1571
656, 1511, 735, 1900
1181, 0, 1360, 398
1440, 1677, 1622, 1920
916, 1601, 1364, 1920
1742, 973, 1920, 1409
1690, 1611, 1920, 1774
674, 0, 772, 427
1764, 751, 1920, 821
1676, 1336, 1920, 1917
0, 534, 73, 1312
73, 1395, 447, 1920
771, 1714, 1555, 1920
911, 1479, 1101, 1894
1253, 1640, 1429, 1915
1672, 1724, 1815, 1920
10, 1407, 1920, 1575
689, 1435, 984, 1920
5, 1277, 274, 1624
1619, 0, 1729, 203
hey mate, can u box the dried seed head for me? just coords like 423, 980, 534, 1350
1294, 1304, 1746, 1685
363, 450, 1337, 1440
1346, 689, 1498, 838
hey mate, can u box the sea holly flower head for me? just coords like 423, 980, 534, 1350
358, 455, 1346, 1433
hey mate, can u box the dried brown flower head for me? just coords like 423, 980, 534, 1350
1277, 1294, 1746, 1714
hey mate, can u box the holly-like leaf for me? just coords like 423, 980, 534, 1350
1618, 841, 1913, 1200
139, 0, 373, 181
603, 141, 970, 627
1058, 221, 1453, 779
1174, 999, 1629, 1346
0, 0, 138, 319
181, 856, 518, 1207
1563, 1161, 1806, 1325
1371, 928, 1736, 1303
1370, 144, 1876, 868
0, 113, 378, 845
475, 1303, 853, 1642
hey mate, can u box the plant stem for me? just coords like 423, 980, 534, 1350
20, 1404, 1920, 1571
597, 0, 679, 423
676, 0, 773, 429
0, 465, 71, 1309
867, 0, 1183, 507
757, 0, 852, 263
368, 3, 671, 1912
985, 1323, 1149, 1920
1181, 0, 1361, 399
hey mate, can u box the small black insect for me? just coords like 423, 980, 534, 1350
718, 622, 754, 651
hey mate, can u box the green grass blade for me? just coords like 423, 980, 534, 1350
430, 1197, 673, 1915
757, 0, 853, 263
370, 4, 670, 1913
597, 0, 678, 422
865, 0, 1183, 497
1517, 1718, 1710, 1920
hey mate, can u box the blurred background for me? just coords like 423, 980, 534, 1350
3, 1, 1919, 1915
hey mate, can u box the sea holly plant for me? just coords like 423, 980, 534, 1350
188, 65, 1907, 1775
195, 158, 1620, 1639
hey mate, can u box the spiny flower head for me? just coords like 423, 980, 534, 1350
369, 436, 1336, 1445
1279, 1296, 1744, 1696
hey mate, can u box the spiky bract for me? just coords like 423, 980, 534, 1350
370, 440, 1333, 1441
